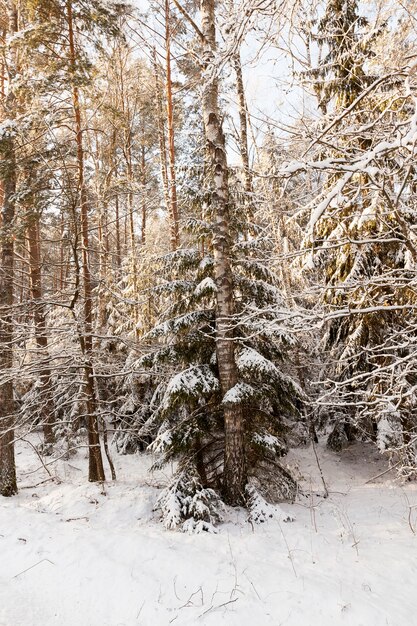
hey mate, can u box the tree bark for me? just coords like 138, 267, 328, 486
112, 133, 122, 273
200, 0, 247, 505
233, 53, 252, 196
92, 128, 114, 330
0, 0, 18, 497
114, 184, 122, 271
121, 103, 140, 335
27, 217, 55, 447
140, 145, 146, 245
66, 0, 105, 482
153, 48, 171, 221
59, 211, 65, 292
0, 139, 17, 497
164, 0, 180, 250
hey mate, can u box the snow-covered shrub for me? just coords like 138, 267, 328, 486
376, 403, 417, 479
154, 471, 224, 533
246, 484, 295, 524
377, 411, 403, 454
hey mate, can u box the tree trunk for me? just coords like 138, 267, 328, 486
27, 218, 55, 447
66, 0, 105, 482
153, 48, 171, 222
233, 53, 252, 196
0, 0, 18, 497
164, 0, 180, 250
200, 0, 247, 505
122, 125, 140, 336
114, 185, 122, 272
0, 140, 17, 497
59, 211, 65, 292
140, 145, 147, 245
112, 134, 122, 273
93, 129, 114, 331
96, 200, 107, 329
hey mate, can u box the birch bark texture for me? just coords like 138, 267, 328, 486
200, 0, 247, 505
233, 53, 252, 195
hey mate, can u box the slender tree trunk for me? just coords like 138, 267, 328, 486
114, 185, 121, 271
153, 48, 171, 220
59, 211, 65, 292
27, 218, 55, 447
0, 1, 18, 497
140, 145, 146, 245
164, 0, 180, 250
112, 134, 122, 273
233, 53, 252, 195
18, 236, 28, 306
93, 134, 113, 330
0, 35, 3, 232
0, 155, 17, 496
124, 210, 128, 257
126, 156, 135, 253
122, 123, 141, 336
200, 0, 247, 505
97, 199, 109, 328
0, 37, 4, 104
66, 0, 105, 482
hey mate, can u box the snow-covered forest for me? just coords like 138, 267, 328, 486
1, 0, 417, 624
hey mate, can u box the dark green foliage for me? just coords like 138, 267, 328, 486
120, 229, 306, 525
307, 0, 383, 112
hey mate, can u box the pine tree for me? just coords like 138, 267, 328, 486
0, 0, 18, 497
1, 0, 130, 482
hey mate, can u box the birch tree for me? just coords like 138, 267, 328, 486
200, 0, 247, 505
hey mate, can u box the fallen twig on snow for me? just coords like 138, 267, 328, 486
12, 558, 55, 579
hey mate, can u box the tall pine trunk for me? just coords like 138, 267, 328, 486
200, 0, 247, 505
0, 155, 17, 496
66, 0, 105, 482
0, 0, 18, 497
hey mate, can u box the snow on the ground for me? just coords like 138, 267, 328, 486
1, 436, 416, 626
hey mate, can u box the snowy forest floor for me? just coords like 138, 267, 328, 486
1, 436, 416, 626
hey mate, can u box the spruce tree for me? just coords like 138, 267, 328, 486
295, 0, 417, 468
127, 175, 303, 529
